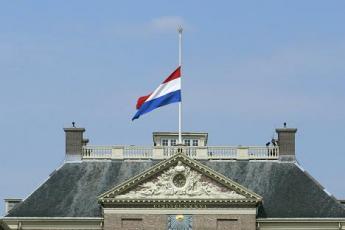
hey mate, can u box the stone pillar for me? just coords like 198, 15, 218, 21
64, 125, 85, 162
111, 146, 124, 159
276, 126, 297, 161
195, 146, 208, 159
237, 147, 249, 160
152, 147, 165, 160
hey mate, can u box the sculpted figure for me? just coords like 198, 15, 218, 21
116, 163, 246, 199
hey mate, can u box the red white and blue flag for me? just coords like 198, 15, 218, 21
132, 67, 181, 120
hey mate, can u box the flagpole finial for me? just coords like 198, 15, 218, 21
178, 26, 183, 34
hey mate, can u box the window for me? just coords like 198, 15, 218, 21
170, 139, 177, 146
162, 139, 169, 146
192, 140, 199, 146
184, 139, 190, 146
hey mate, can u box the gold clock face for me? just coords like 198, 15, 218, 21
172, 173, 186, 188
175, 215, 184, 222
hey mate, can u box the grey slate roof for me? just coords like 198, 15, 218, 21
6, 160, 345, 218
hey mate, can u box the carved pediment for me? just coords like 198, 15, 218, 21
99, 153, 261, 206
116, 162, 245, 199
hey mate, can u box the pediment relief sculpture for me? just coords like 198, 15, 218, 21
99, 153, 262, 205
116, 161, 245, 199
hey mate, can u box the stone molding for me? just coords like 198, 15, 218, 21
103, 208, 257, 215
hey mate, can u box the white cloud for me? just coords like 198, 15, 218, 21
106, 16, 190, 37
149, 16, 186, 32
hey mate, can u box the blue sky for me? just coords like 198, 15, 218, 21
1, 1, 345, 215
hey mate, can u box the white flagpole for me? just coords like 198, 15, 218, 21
178, 26, 183, 144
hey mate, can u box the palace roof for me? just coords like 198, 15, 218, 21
6, 160, 345, 218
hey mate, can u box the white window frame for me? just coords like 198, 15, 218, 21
162, 139, 169, 146
192, 139, 199, 147
184, 139, 191, 146
170, 139, 177, 146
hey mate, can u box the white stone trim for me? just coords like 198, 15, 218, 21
103, 208, 256, 215
1, 217, 103, 230
257, 218, 345, 230
257, 218, 345, 222
2, 217, 103, 221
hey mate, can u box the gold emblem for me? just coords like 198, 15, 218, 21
175, 215, 184, 222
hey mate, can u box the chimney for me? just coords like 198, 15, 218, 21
276, 123, 297, 161
64, 123, 86, 161
4, 198, 22, 215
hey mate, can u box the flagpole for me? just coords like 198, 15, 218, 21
178, 26, 183, 145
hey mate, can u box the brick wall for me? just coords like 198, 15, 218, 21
193, 214, 256, 230
104, 213, 256, 230
104, 214, 166, 230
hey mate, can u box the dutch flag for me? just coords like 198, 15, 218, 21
132, 67, 181, 121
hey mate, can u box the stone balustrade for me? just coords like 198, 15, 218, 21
82, 145, 279, 160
